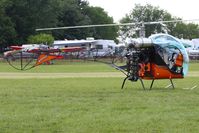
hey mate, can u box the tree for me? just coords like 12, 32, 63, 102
0, 0, 17, 52
55, 0, 92, 40
27, 34, 54, 45
0, 11, 16, 45
171, 22, 199, 39
120, 4, 199, 39
120, 4, 175, 38
56, 1, 118, 40
5, 0, 59, 44
84, 6, 118, 40
1, 0, 119, 49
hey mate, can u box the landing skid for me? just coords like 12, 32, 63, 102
121, 77, 175, 90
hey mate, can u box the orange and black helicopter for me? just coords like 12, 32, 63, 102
4, 19, 194, 90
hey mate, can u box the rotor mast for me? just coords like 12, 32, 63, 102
139, 22, 146, 37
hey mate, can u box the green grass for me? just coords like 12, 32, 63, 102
0, 60, 198, 73
189, 62, 199, 71
0, 77, 199, 132
0, 60, 117, 73
0, 61, 199, 132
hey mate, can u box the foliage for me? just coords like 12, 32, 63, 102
27, 34, 54, 45
84, 6, 119, 40
171, 22, 199, 39
1, 0, 199, 49
0, 1, 16, 47
4, 0, 59, 44
55, 0, 92, 39
120, 4, 174, 38
120, 4, 199, 39
1, 0, 118, 47
56, 2, 118, 40
0, 62, 198, 132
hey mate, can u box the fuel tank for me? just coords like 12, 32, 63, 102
127, 38, 153, 48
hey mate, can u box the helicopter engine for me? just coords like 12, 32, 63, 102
121, 34, 188, 89
125, 38, 154, 82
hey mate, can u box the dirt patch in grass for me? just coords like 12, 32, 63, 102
0, 72, 124, 79
0, 71, 198, 79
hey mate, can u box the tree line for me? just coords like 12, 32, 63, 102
0, 0, 118, 48
120, 4, 199, 39
0, 1, 199, 49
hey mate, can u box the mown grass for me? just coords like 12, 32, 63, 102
188, 62, 199, 71
0, 60, 116, 73
0, 60, 198, 72
0, 61, 198, 132
0, 77, 199, 132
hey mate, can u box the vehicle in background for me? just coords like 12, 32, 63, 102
181, 39, 199, 60
53, 39, 116, 57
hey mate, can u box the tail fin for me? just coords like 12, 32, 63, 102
35, 54, 63, 66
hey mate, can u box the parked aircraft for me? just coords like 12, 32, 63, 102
5, 19, 198, 89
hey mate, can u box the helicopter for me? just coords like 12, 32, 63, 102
4, 19, 195, 89
117, 33, 189, 89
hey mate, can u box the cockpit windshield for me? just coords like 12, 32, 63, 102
149, 34, 189, 76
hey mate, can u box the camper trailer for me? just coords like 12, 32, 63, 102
53, 39, 116, 57
180, 39, 199, 60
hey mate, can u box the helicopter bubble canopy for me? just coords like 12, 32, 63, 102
149, 33, 189, 76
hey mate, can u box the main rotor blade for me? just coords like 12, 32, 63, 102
36, 19, 199, 31
144, 19, 199, 25
36, 22, 136, 31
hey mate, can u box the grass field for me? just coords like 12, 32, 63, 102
0, 60, 118, 73
0, 61, 199, 132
